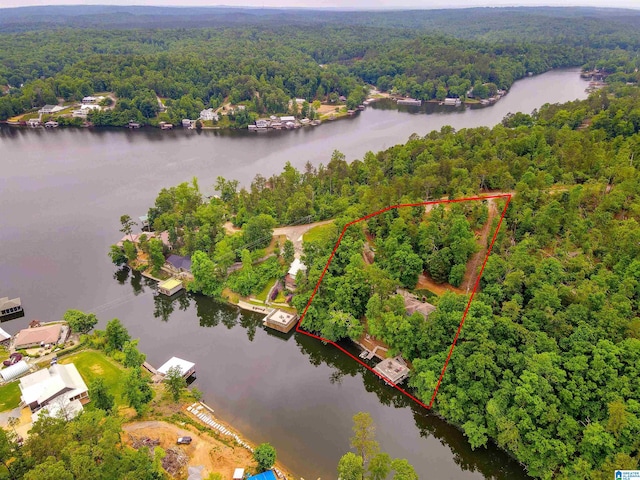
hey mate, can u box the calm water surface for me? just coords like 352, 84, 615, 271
0, 69, 589, 479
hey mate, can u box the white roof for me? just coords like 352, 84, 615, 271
233, 468, 245, 479
0, 327, 10, 341
0, 360, 30, 381
280, 116, 295, 122
288, 258, 307, 276
32, 398, 83, 423
157, 356, 195, 376
20, 363, 88, 407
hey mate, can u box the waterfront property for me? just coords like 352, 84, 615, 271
38, 105, 64, 115
158, 278, 183, 296
166, 254, 192, 274
13, 323, 68, 350
19, 362, 89, 421
263, 309, 298, 334
285, 258, 306, 291
373, 356, 410, 384
116, 231, 171, 249
443, 98, 462, 106
398, 289, 436, 320
200, 108, 219, 122
157, 356, 196, 379
0, 296, 22, 317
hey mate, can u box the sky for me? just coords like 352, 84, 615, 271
0, 0, 639, 9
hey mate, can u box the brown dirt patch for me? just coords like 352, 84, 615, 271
123, 420, 255, 480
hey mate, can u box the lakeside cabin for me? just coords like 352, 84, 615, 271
263, 309, 298, 334
443, 98, 462, 106
158, 278, 183, 296
157, 356, 196, 379
373, 356, 410, 385
1, 296, 23, 317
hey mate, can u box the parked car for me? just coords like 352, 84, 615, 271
3, 352, 23, 367
177, 436, 192, 445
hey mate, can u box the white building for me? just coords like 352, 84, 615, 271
158, 356, 195, 379
199, 108, 218, 122
19, 363, 89, 421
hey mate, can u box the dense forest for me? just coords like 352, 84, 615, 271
128, 83, 640, 478
1, 7, 639, 124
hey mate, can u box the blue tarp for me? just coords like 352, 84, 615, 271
247, 471, 277, 480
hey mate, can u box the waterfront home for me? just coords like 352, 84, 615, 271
166, 254, 192, 274
256, 119, 269, 129
13, 323, 67, 350
0, 327, 11, 347
158, 278, 183, 296
373, 356, 410, 384
263, 309, 298, 334
159, 121, 173, 130
116, 231, 171, 249
19, 362, 89, 421
44, 121, 59, 128
285, 258, 307, 291
443, 98, 462, 106
38, 105, 64, 115
0, 296, 22, 317
27, 119, 41, 127
157, 356, 195, 379
81, 96, 103, 104
199, 108, 218, 122
280, 115, 295, 123
182, 119, 193, 128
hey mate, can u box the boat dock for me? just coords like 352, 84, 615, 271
373, 356, 410, 385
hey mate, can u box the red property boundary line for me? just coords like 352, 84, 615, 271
294, 194, 512, 410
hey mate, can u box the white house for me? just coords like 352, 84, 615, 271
19, 363, 89, 421
199, 108, 218, 122
38, 105, 64, 115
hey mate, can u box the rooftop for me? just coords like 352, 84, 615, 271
247, 471, 277, 480
264, 309, 297, 327
0, 360, 30, 382
0, 327, 11, 341
288, 258, 307, 276
20, 363, 88, 406
166, 254, 192, 272
373, 356, 410, 384
159, 278, 182, 290
157, 356, 195, 376
14, 323, 62, 348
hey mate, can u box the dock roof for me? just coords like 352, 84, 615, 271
159, 278, 182, 290
373, 356, 410, 384
0, 327, 11, 341
157, 356, 195, 376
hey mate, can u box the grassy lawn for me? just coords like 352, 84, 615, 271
0, 346, 9, 363
0, 382, 21, 412
303, 222, 336, 244
255, 279, 276, 302
60, 350, 127, 407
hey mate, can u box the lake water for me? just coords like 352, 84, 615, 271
0, 69, 589, 479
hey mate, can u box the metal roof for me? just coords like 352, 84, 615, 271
0, 360, 30, 381
157, 356, 195, 376
247, 471, 277, 480
159, 278, 182, 290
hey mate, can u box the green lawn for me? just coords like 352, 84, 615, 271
303, 222, 336, 244
255, 279, 276, 302
0, 346, 9, 363
0, 382, 21, 412
60, 350, 127, 407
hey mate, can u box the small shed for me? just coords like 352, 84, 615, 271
0, 360, 30, 382
158, 278, 183, 296
233, 468, 245, 480
263, 309, 298, 334
157, 357, 195, 379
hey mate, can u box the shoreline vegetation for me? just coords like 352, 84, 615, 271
110, 81, 640, 478
0, 314, 297, 479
